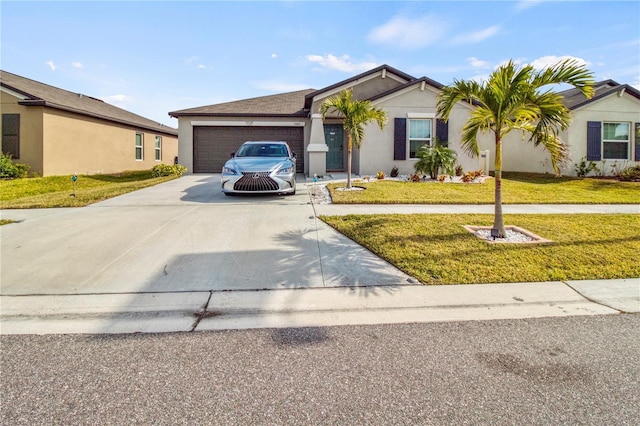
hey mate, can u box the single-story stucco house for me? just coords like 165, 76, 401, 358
169, 65, 639, 177
1, 70, 178, 177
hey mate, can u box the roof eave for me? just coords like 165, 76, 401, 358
19, 100, 177, 136
169, 111, 309, 119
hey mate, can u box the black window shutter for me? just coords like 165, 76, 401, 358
635, 123, 640, 162
2, 114, 20, 159
394, 118, 406, 160
436, 119, 448, 147
586, 121, 601, 161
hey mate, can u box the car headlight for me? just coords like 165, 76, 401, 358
276, 165, 294, 175
222, 166, 237, 175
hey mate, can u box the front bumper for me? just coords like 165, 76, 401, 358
222, 172, 296, 194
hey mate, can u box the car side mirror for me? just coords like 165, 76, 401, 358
230, 152, 235, 158
292, 152, 297, 158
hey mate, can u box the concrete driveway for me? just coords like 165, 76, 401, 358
0, 174, 414, 296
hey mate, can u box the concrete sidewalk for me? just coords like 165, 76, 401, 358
1, 175, 638, 335
1, 279, 637, 335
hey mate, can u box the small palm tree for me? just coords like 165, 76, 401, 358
319, 89, 388, 189
437, 59, 594, 237
414, 141, 457, 180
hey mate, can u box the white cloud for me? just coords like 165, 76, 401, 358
368, 14, 450, 50
516, 0, 544, 11
271, 53, 278, 59
467, 57, 491, 69
306, 54, 377, 73
72, 62, 83, 68
185, 56, 199, 65
451, 26, 500, 45
45, 60, 57, 71
197, 64, 207, 69
529, 55, 588, 70
105, 94, 134, 106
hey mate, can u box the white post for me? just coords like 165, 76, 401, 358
307, 114, 329, 177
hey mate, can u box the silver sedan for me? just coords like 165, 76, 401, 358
221, 141, 297, 195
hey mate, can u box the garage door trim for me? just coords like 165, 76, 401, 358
191, 120, 305, 127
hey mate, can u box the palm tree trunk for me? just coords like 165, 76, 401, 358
492, 134, 507, 238
346, 135, 353, 189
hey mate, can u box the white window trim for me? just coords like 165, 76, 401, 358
407, 116, 434, 159
602, 121, 630, 160
135, 132, 144, 161
155, 136, 162, 161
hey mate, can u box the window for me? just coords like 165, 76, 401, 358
135, 133, 143, 160
155, 136, 162, 161
409, 119, 432, 158
2, 114, 20, 159
602, 122, 629, 160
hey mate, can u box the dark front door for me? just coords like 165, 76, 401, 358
324, 124, 344, 171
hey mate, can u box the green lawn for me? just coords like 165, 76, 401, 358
0, 170, 178, 209
327, 173, 640, 204
320, 214, 640, 285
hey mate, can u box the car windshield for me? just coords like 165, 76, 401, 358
236, 143, 288, 158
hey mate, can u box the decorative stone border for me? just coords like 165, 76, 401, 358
463, 225, 553, 244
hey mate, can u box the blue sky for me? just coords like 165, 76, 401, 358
2, 1, 639, 127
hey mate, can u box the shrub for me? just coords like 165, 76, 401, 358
0, 153, 29, 178
455, 165, 464, 177
408, 173, 421, 182
414, 142, 457, 179
151, 163, 187, 177
376, 171, 385, 179
462, 169, 484, 183
618, 165, 640, 182
390, 166, 399, 177
574, 157, 599, 177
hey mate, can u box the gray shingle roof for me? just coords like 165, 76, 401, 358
560, 79, 640, 110
169, 89, 315, 117
1, 70, 177, 136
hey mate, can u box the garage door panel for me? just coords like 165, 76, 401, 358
193, 126, 304, 173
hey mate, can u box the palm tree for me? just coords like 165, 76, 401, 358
436, 59, 594, 237
319, 89, 388, 189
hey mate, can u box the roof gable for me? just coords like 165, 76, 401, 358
369, 76, 445, 102
169, 89, 315, 118
304, 64, 416, 109
0, 70, 176, 136
560, 79, 640, 110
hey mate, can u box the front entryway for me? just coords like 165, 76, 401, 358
324, 124, 344, 171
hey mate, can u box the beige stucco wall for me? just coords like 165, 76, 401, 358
487, 91, 640, 176
1, 90, 45, 175
357, 84, 483, 177
41, 109, 177, 176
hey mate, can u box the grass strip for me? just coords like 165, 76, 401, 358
327, 174, 640, 204
0, 171, 177, 208
320, 214, 640, 285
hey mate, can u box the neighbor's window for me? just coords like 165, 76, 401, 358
603, 122, 630, 160
135, 133, 143, 160
2, 114, 20, 159
409, 119, 432, 158
155, 136, 162, 161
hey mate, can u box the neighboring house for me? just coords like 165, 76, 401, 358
169, 65, 639, 177
494, 79, 640, 176
1, 70, 178, 176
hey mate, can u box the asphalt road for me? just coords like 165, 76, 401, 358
2, 314, 638, 425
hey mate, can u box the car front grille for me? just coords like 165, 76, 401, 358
234, 172, 280, 192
